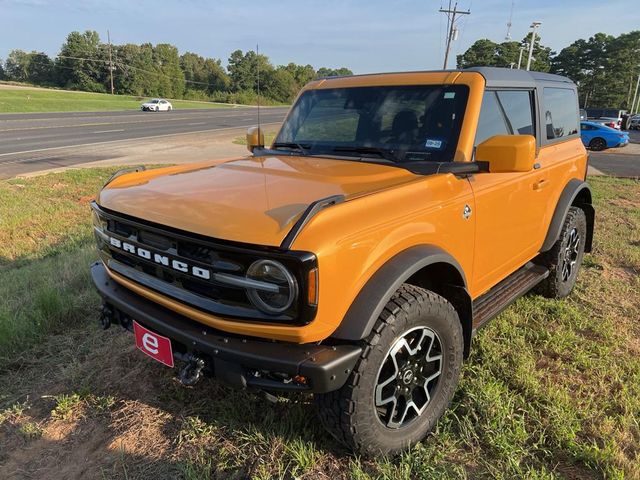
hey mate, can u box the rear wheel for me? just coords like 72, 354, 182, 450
315, 284, 463, 455
589, 137, 607, 151
535, 206, 587, 298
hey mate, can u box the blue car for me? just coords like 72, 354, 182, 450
580, 121, 629, 151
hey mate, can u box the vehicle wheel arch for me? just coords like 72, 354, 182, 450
588, 137, 607, 150
331, 245, 473, 358
541, 179, 594, 254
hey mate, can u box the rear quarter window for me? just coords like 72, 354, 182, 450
543, 88, 579, 140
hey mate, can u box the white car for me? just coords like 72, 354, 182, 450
141, 99, 172, 112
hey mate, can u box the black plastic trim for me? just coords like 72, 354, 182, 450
541, 179, 594, 252
104, 166, 146, 188
331, 245, 468, 341
280, 194, 345, 249
91, 262, 361, 393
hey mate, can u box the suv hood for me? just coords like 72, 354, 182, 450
98, 155, 417, 247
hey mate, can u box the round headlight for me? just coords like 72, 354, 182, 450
246, 260, 297, 314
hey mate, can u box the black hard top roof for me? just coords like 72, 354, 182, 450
318, 66, 574, 88
465, 66, 574, 88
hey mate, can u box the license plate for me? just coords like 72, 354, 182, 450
133, 321, 174, 368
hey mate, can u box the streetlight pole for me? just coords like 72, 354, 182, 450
517, 44, 527, 70
526, 22, 541, 71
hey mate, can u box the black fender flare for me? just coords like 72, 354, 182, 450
541, 179, 594, 253
331, 245, 470, 345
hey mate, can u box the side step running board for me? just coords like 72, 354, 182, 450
472, 262, 549, 331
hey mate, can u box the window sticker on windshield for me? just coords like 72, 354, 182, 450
444, 92, 456, 99
425, 138, 444, 149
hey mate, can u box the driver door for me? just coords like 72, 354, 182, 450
469, 89, 549, 297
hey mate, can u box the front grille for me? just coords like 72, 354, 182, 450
104, 219, 249, 308
92, 202, 317, 325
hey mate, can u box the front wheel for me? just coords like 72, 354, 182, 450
315, 285, 463, 455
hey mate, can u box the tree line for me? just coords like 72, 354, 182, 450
457, 30, 640, 110
0, 30, 353, 104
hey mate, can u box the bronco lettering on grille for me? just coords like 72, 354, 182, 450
109, 236, 211, 280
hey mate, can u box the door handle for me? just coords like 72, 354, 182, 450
533, 179, 549, 191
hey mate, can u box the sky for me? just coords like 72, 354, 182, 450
0, 0, 638, 73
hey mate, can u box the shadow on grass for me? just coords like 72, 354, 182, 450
0, 244, 349, 479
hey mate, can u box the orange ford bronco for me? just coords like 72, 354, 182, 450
91, 67, 594, 454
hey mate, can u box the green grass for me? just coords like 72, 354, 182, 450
0, 171, 638, 478
232, 130, 278, 146
0, 85, 236, 113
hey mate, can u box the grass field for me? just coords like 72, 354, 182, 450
0, 85, 234, 113
0, 169, 639, 479
232, 131, 278, 146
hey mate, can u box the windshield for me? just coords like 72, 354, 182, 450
274, 85, 469, 163
149, 99, 160, 104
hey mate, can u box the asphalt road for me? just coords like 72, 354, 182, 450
0, 107, 288, 177
1, 108, 638, 179
590, 151, 640, 178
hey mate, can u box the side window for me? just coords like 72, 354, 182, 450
543, 88, 579, 140
475, 92, 509, 145
475, 90, 535, 145
496, 90, 535, 135
580, 123, 592, 131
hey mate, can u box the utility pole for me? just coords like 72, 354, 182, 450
526, 22, 541, 71
631, 71, 640, 114
517, 44, 527, 69
439, 2, 470, 69
107, 29, 114, 95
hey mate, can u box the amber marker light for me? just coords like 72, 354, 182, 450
307, 268, 318, 306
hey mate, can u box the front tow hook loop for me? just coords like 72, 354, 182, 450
99, 304, 113, 330
178, 356, 206, 387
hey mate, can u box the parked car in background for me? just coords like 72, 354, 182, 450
590, 118, 620, 130
580, 109, 588, 121
628, 115, 640, 130
580, 121, 629, 150
141, 99, 173, 112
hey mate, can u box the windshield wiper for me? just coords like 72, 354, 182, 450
272, 142, 311, 156
331, 146, 398, 162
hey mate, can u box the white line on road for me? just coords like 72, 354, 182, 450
0, 122, 282, 161
93, 129, 125, 134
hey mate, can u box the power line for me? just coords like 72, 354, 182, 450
439, 2, 471, 69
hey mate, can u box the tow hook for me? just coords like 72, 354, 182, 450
99, 304, 114, 330
178, 355, 206, 387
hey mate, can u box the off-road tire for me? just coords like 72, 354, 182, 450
588, 137, 607, 151
315, 284, 463, 456
535, 206, 587, 298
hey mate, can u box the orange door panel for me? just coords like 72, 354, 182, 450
467, 167, 547, 297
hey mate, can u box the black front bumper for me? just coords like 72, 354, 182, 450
91, 262, 361, 393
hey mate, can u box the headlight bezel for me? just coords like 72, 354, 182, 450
245, 259, 299, 315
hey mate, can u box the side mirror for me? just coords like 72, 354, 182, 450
475, 135, 536, 173
246, 126, 265, 153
